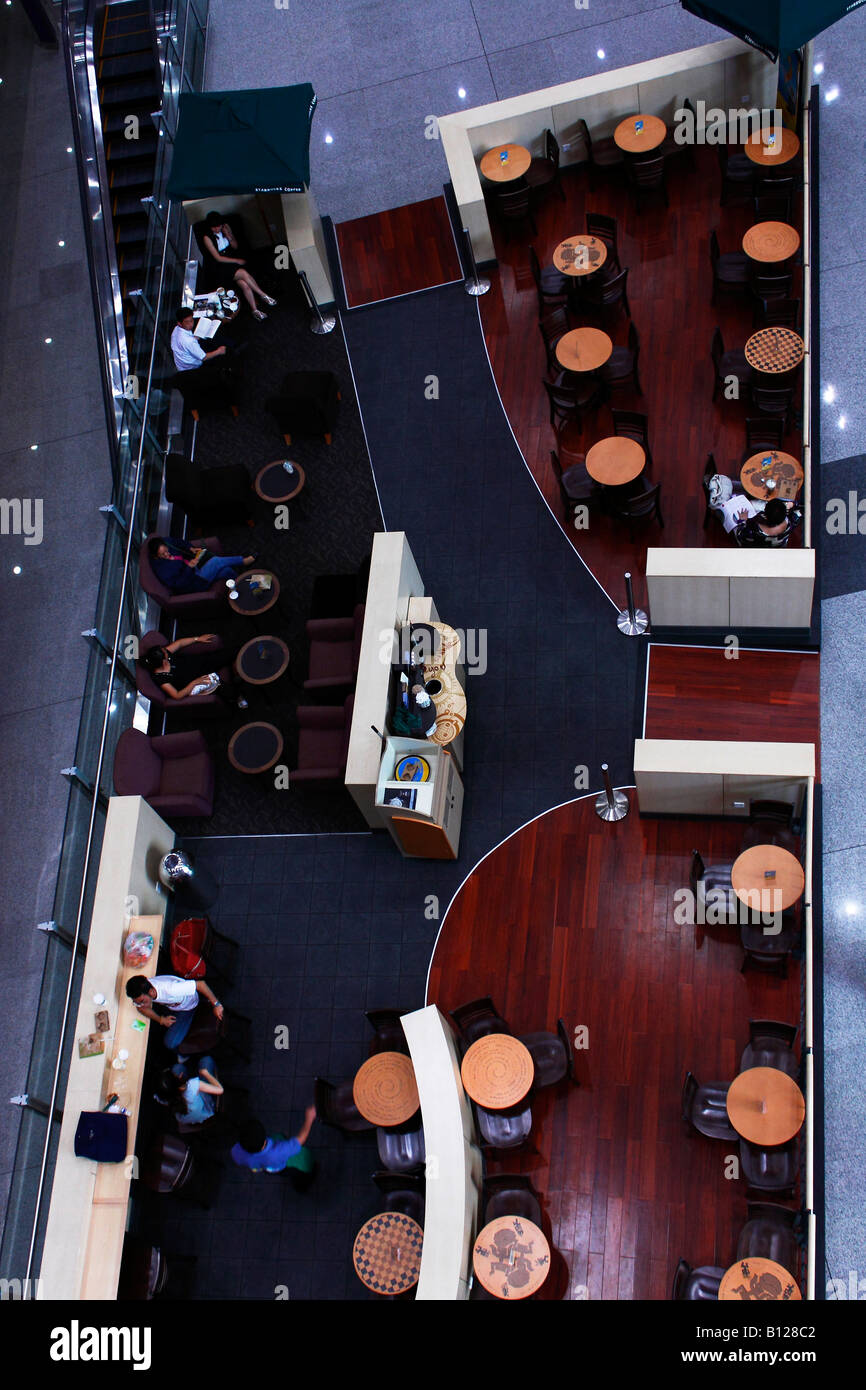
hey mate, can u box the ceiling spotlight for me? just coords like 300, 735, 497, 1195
823, 384, 836, 404
12, 566, 21, 575
66, 146, 73, 153
845, 900, 860, 916
813, 61, 824, 76
838, 414, 847, 429
324, 132, 333, 144
825, 86, 840, 102
457, 86, 466, 99
597, 49, 606, 59
58, 239, 65, 247
30, 443, 38, 451
44, 337, 53, 344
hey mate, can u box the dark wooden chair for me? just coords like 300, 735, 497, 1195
740, 913, 801, 975
550, 447, 600, 523
751, 384, 796, 426
140, 1133, 214, 1207
528, 244, 568, 313
710, 229, 750, 303
585, 211, 621, 276
525, 128, 565, 202
690, 848, 737, 919
740, 1138, 798, 1197
476, 1098, 533, 1152
716, 143, 756, 205
753, 190, 793, 224
681, 1070, 738, 1141
377, 1116, 425, 1173
607, 478, 663, 541
612, 409, 653, 471
372, 1170, 425, 1225
494, 185, 537, 239
739, 1020, 799, 1078
450, 995, 510, 1045
670, 1258, 726, 1300
575, 117, 625, 186
538, 305, 572, 377
583, 265, 631, 320
599, 320, 642, 396
711, 326, 752, 402
744, 418, 785, 458
660, 98, 696, 164
519, 1019, 576, 1088
365, 1008, 411, 1056
627, 154, 667, 211
482, 1173, 543, 1226
736, 1201, 801, 1273
749, 267, 793, 307
754, 296, 801, 330
542, 375, 604, 433
741, 800, 799, 853
313, 1075, 374, 1133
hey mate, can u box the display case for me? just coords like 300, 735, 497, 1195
375, 736, 464, 859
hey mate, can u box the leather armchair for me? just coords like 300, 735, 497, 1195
139, 534, 226, 617
113, 728, 215, 818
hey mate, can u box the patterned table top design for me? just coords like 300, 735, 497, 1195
744, 327, 805, 375
473, 1216, 551, 1299
353, 1212, 423, 1294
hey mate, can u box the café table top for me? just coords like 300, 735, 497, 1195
555, 326, 612, 373
614, 113, 666, 153
744, 326, 805, 375
255, 459, 305, 504
552, 235, 608, 277
744, 127, 800, 166
227, 720, 284, 775
353, 1212, 423, 1294
473, 1216, 551, 1299
461, 1034, 534, 1109
719, 1256, 802, 1300
726, 1066, 806, 1145
353, 1051, 419, 1126
234, 635, 290, 685
742, 221, 801, 264
740, 450, 804, 501
230, 569, 281, 615
732, 844, 805, 911
586, 435, 645, 486
480, 143, 531, 182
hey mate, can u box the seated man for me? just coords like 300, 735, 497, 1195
125, 973, 223, 1051
148, 536, 255, 594
733, 496, 802, 548
170, 306, 229, 374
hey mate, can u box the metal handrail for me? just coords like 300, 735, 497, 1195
22, 0, 199, 1289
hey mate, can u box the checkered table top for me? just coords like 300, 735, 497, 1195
744, 327, 804, 375
353, 1212, 423, 1294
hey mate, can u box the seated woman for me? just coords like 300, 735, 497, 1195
201, 211, 276, 321
149, 536, 255, 594
155, 1055, 223, 1126
732, 496, 802, 548
143, 634, 245, 706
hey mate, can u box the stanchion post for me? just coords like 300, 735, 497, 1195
462, 228, 490, 297
616, 570, 649, 636
298, 270, 337, 335
594, 763, 629, 822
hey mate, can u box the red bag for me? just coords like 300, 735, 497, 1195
170, 918, 208, 979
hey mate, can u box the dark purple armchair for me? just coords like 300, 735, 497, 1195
113, 729, 216, 817
303, 604, 365, 691
291, 695, 354, 785
139, 535, 226, 617
135, 631, 232, 717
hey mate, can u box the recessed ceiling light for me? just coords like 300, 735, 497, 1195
58, 239, 65, 247
457, 87, 466, 99
44, 337, 53, 344
813, 62, 824, 76
324, 132, 333, 144
823, 384, 836, 403
597, 49, 606, 60
66, 146, 73, 153
30, 443, 38, 451
12, 566, 21, 575
825, 86, 840, 102
838, 414, 847, 429
845, 900, 859, 916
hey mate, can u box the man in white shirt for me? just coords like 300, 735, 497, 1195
125, 972, 223, 1050
170, 307, 228, 373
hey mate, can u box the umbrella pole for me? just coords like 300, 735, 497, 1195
298, 270, 336, 335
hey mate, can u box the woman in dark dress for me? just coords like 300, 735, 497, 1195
201, 211, 276, 321
143, 634, 246, 706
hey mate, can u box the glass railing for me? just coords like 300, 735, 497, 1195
0, 0, 210, 1289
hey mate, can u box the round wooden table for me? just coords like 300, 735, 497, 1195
255, 459, 305, 504
732, 844, 805, 911
726, 1066, 805, 1145
353, 1051, 419, 1126
744, 327, 805, 375
614, 113, 666, 154
744, 127, 800, 166
353, 1212, 423, 1294
740, 450, 804, 501
719, 1257, 801, 1301
742, 221, 801, 264
461, 1035, 534, 1109
586, 436, 645, 486
230, 570, 281, 616
227, 721, 284, 774
552, 235, 608, 277
234, 635, 290, 686
480, 143, 530, 182
473, 1216, 551, 1299
555, 327, 612, 373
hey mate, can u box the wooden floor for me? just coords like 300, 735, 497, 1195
336, 195, 462, 306
644, 644, 820, 774
428, 794, 802, 1301
479, 148, 803, 606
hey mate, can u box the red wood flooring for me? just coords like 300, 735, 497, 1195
644, 644, 820, 775
427, 794, 803, 1301
478, 148, 804, 607
336, 195, 462, 307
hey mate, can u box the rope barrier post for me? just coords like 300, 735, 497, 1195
616, 570, 648, 636
594, 763, 629, 823
298, 270, 336, 335
462, 228, 490, 297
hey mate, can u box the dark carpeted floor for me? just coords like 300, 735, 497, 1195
161, 280, 383, 837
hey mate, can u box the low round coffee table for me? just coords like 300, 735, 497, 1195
732, 844, 804, 911
552, 235, 608, 277
614, 113, 666, 154
726, 1066, 805, 1146
473, 1217, 551, 1300
555, 327, 612, 373
255, 460, 305, 504
234, 635, 290, 687
461, 1035, 534, 1110
719, 1257, 801, 1301
740, 450, 804, 501
480, 143, 531, 182
742, 221, 800, 264
586, 436, 645, 486
230, 570, 280, 617
744, 128, 800, 166
744, 327, 805, 376
353, 1052, 419, 1127
353, 1212, 423, 1294
227, 721, 284, 774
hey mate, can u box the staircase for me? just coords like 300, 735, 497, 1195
96, 0, 161, 324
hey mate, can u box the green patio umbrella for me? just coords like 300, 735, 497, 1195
166, 84, 317, 200
681, 0, 866, 60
